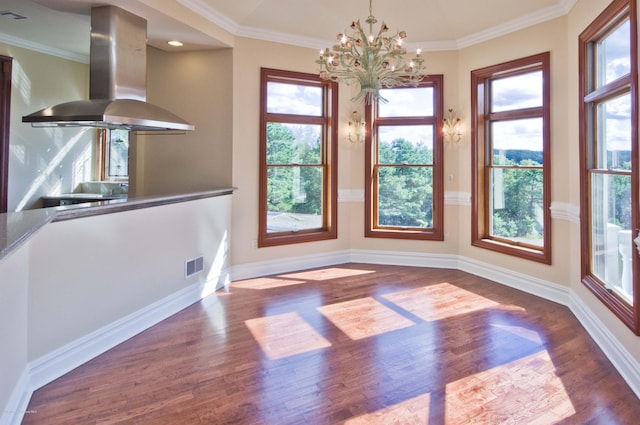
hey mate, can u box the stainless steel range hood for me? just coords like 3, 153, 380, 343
22, 5, 194, 132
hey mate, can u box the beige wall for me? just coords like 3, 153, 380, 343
133, 47, 234, 197
1, 43, 93, 211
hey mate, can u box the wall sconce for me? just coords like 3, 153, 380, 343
348, 111, 366, 143
443, 108, 462, 144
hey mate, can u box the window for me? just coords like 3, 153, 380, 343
365, 76, 444, 240
579, 0, 639, 334
97, 129, 129, 181
259, 68, 338, 247
471, 53, 551, 263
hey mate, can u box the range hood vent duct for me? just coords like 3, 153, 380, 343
22, 5, 194, 132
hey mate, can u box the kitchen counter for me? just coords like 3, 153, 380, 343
41, 193, 128, 208
0, 208, 57, 264
0, 188, 235, 264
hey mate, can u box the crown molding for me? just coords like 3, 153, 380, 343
560, 0, 580, 14
0, 32, 87, 63
404, 39, 460, 52
456, 1, 573, 49
178, 0, 579, 52
2, 1, 581, 63
177, 0, 240, 34
239, 26, 332, 50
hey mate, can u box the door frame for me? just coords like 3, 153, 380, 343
0, 55, 12, 213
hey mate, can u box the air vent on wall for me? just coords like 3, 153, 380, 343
185, 256, 204, 278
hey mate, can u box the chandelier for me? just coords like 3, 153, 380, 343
316, 0, 426, 104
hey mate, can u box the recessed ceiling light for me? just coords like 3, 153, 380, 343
168, 40, 183, 47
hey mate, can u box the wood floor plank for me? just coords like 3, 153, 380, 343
21, 264, 640, 424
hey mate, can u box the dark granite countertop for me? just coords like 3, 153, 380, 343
41, 193, 128, 201
0, 188, 234, 265
0, 208, 57, 263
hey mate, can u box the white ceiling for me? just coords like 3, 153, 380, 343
0, 0, 577, 62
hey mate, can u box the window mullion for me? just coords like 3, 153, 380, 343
584, 74, 632, 103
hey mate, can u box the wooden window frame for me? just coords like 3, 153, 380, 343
96, 129, 129, 182
579, 0, 639, 334
471, 52, 552, 264
364, 76, 444, 241
258, 68, 338, 247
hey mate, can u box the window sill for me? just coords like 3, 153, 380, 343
472, 237, 550, 264
259, 228, 337, 247
582, 275, 638, 334
366, 228, 444, 241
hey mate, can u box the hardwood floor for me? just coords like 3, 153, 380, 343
22, 264, 640, 424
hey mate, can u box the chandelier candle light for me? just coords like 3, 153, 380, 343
316, 0, 426, 104
443, 108, 462, 143
348, 110, 366, 143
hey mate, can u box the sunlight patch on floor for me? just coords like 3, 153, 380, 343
490, 323, 544, 344
317, 297, 416, 340
245, 312, 331, 359
344, 393, 431, 424
444, 350, 576, 424
232, 276, 307, 290
232, 268, 375, 290
382, 283, 501, 321
279, 267, 376, 281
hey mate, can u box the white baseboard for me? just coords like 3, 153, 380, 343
0, 368, 31, 425
350, 249, 459, 269
231, 249, 569, 306
29, 282, 200, 390
457, 256, 570, 305
349, 250, 569, 305
229, 249, 458, 282
7, 271, 225, 425
28, 270, 227, 392
229, 249, 351, 281
569, 292, 640, 398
